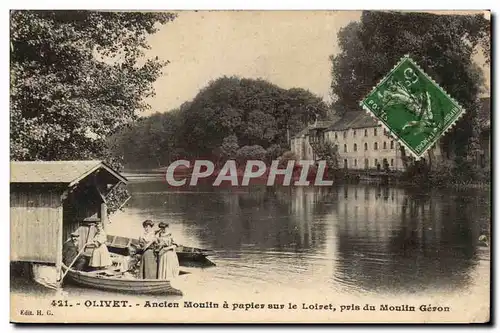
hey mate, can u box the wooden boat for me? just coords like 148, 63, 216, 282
62, 263, 184, 295
105, 234, 215, 263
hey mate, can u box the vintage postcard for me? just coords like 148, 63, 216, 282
10, 10, 491, 324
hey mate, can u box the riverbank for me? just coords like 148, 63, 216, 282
123, 168, 490, 191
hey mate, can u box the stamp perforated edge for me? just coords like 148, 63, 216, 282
359, 54, 467, 161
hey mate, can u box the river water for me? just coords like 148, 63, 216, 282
109, 180, 490, 296
11, 179, 491, 322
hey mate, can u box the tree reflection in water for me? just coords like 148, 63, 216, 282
334, 184, 489, 294
124, 180, 489, 294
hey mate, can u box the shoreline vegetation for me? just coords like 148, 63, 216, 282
122, 165, 490, 191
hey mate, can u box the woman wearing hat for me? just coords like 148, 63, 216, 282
138, 220, 157, 279
89, 222, 112, 270
156, 222, 179, 280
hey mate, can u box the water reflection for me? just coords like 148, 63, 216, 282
333, 185, 489, 294
118, 181, 489, 295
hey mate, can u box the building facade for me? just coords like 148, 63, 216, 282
323, 112, 404, 171
290, 121, 334, 161
290, 127, 315, 161
291, 98, 491, 173
291, 112, 406, 171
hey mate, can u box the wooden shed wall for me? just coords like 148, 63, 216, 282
63, 184, 103, 248
10, 189, 62, 264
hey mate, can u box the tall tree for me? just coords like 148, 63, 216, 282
10, 10, 176, 165
109, 76, 329, 169
330, 11, 490, 161
179, 76, 329, 159
107, 109, 184, 169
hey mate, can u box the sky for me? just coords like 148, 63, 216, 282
143, 10, 490, 116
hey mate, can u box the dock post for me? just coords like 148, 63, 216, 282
100, 202, 108, 230
55, 202, 64, 284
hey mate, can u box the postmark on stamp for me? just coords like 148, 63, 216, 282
360, 55, 466, 160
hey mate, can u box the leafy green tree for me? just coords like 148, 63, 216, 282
276, 88, 329, 145
266, 144, 287, 163
179, 76, 329, 159
212, 135, 240, 166
243, 110, 278, 146
236, 145, 267, 163
110, 76, 329, 168
10, 10, 176, 164
219, 135, 239, 159
330, 11, 490, 167
107, 109, 185, 169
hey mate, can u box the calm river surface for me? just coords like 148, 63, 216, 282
104, 179, 490, 299
12, 179, 491, 315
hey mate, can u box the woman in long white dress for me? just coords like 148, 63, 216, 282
89, 222, 112, 270
156, 222, 179, 280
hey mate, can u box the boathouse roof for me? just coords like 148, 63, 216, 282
10, 160, 127, 186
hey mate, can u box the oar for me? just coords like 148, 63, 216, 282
35, 242, 92, 295
59, 242, 92, 283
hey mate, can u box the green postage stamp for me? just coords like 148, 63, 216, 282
360, 55, 466, 160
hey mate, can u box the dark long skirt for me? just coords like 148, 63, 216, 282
139, 249, 156, 279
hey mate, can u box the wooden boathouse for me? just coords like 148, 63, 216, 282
10, 160, 127, 279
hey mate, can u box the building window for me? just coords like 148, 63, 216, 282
390, 141, 394, 149
383, 141, 387, 149
334, 144, 338, 152
364, 129, 368, 137
354, 143, 357, 152
364, 158, 369, 169
344, 159, 348, 169
364, 142, 368, 151
354, 159, 357, 167
343, 131, 347, 139
353, 130, 356, 137
390, 159, 394, 167
344, 144, 347, 153
335, 132, 338, 140
374, 128, 377, 136
374, 142, 378, 150
374, 158, 378, 167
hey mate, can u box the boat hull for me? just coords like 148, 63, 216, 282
106, 234, 215, 265
62, 265, 183, 296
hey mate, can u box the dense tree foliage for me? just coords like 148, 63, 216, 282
10, 10, 176, 213
10, 10, 176, 165
330, 11, 490, 165
110, 76, 328, 169
107, 109, 186, 168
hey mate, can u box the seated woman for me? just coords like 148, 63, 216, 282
89, 222, 112, 270
156, 222, 180, 280
138, 220, 157, 279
